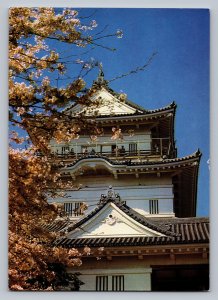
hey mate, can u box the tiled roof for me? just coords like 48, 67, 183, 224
46, 198, 209, 248
53, 217, 209, 248
42, 219, 75, 232
153, 217, 209, 243
53, 218, 209, 247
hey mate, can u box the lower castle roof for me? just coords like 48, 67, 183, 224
46, 197, 209, 248
52, 218, 209, 248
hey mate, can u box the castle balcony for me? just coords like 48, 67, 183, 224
43, 137, 174, 163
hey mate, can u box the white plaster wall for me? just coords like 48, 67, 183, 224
54, 198, 173, 216
127, 198, 173, 214
76, 174, 172, 186
69, 268, 152, 291
48, 177, 174, 216
47, 150, 175, 215
53, 185, 173, 202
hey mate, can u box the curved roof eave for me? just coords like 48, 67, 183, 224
60, 150, 201, 172
94, 102, 176, 121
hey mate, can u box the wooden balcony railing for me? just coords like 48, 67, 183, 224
37, 138, 172, 160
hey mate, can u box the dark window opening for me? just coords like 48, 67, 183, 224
129, 143, 137, 154
149, 200, 159, 214
151, 265, 209, 291
96, 276, 108, 291
64, 202, 84, 217
112, 275, 124, 291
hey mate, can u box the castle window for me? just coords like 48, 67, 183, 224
64, 203, 73, 216
112, 275, 124, 291
74, 202, 83, 216
64, 202, 84, 216
149, 200, 159, 214
129, 143, 137, 154
96, 276, 108, 291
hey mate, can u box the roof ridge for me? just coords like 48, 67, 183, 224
152, 217, 209, 224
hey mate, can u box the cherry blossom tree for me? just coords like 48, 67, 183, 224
8, 7, 115, 290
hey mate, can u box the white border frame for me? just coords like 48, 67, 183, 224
1, 1, 216, 299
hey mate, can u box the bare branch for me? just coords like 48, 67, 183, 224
108, 52, 158, 82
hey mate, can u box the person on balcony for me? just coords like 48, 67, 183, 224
65, 149, 69, 156
82, 147, 88, 156
154, 144, 159, 154
90, 148, 96, 155
114, 146, 120, 157
120, 146, 126, 156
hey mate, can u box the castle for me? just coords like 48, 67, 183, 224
44, 69, 209, 291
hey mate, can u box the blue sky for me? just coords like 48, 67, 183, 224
12, 8, 209, 216
68, 8, 209, 216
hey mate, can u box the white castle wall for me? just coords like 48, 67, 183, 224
69, 267, 152, 291
48, 126, 174, 217
48, 175, 174, 217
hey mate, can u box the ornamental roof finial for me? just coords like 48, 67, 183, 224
97, 62, 105, 83
98, 186, 121, 205
107, 185, 115, 198
93, 62, 108, 87
99, 62, 104, 77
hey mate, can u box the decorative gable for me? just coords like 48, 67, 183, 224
67, 87, 140, 116
67, 202, 165, 239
